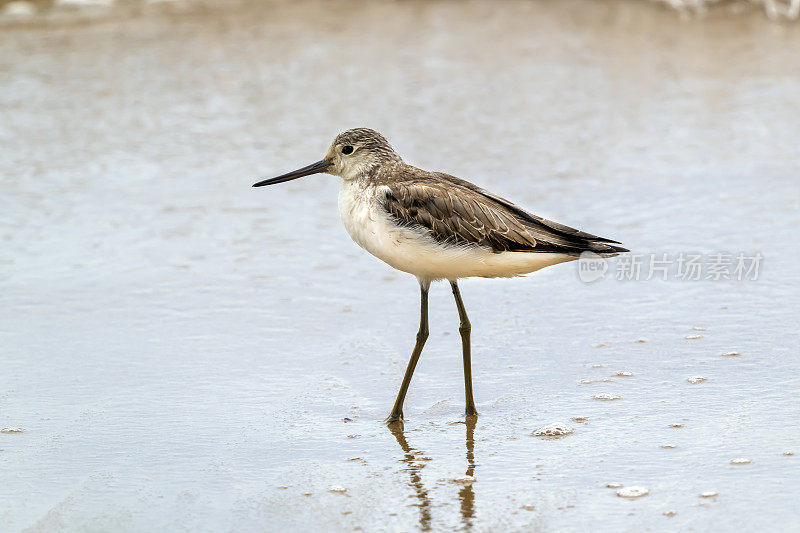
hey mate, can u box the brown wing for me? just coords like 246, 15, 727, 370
433, 173, 626, 246
382, 176, 628, 256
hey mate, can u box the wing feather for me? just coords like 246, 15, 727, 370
382, 176, 628, 256
384, 182, 543, 253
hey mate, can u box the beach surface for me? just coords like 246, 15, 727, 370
1, 1, 799, 530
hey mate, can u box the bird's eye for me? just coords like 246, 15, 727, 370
342, 145, 354, 155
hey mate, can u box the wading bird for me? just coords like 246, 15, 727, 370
253, 128, 627, 423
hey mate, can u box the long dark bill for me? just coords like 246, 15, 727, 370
252, 159, 332, 187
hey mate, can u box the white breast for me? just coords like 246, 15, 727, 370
337, 180, 575, 282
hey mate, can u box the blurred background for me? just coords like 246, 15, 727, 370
1, 1, 799, 531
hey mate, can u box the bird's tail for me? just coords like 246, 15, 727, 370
585, 240, 629, 258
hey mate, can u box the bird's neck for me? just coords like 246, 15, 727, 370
343, 158, 405, 185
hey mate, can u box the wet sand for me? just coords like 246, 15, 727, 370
1, 1, 799, 530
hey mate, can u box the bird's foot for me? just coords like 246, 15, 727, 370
385, 412, 404, 425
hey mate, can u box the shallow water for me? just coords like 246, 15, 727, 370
1, 1, 799, 531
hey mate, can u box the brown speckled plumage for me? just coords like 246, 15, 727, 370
334, 128, 627, 257
333, 128, 402, 163
382, 172, 627, 255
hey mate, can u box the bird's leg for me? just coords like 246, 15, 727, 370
451, 281, 477, 417
386, 281, 430, 423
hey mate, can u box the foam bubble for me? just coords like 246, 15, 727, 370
532, 423, 574, 438
730, 458, 751, 465
580, 378, 614, 384
329, 485, 347, 493
699, 491, 718, 498
594, 393, 621, 401
454, 475, 476, 484
616, 486, 649, 498
686, 376, 707, 384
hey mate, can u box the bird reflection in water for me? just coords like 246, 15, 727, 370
388, 417, 478, 531
388, 421, 432, 530
459, 417, 477, 530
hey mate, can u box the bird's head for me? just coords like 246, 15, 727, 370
252, 128, 400, 187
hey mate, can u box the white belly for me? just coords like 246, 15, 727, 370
337, 181, 575, 282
